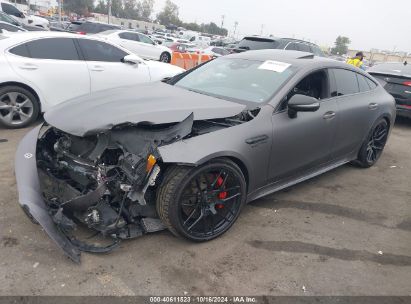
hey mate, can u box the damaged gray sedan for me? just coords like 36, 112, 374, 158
15, 50, 396, 262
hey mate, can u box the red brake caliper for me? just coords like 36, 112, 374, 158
216, 176, 227, 209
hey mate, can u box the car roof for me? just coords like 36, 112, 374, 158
0, 31, 127, 51
225, 49, 350, 69
241, 35, 319, 47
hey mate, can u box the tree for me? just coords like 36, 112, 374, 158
331, 36, 351, 55
139, 0, 154, 21
156, 0, 181, 26
94, 0, 107, 14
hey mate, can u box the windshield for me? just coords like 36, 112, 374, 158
174, 58, 297, 104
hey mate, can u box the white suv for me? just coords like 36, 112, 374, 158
0, 1, 49, 29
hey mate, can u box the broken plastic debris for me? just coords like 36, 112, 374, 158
61, 283, 65, 287
302, 285, 307, 292
378, 251, 383, 255
33, 262, 39, 268
389, 165, 397, 168
184, 291, 188, 295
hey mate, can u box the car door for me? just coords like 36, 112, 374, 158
330, 68, 378, 158
5, 37, 90, 108
76, 38, 151, 93
137, 33, 161, 60
269, 69, 338, 182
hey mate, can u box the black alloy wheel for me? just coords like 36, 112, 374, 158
157, 159, 247, 241
356, 118, 389, 167
160, 52, 171, 63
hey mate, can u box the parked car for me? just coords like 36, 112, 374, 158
0, 20, 26, 32
368, 62, 411, 118
0, 11, 46, 31
65, 20, 84, 32
233, 36, 325, 57
14, 50, 395, 262
0, 1, 49, 29
70, 21, 121, 35
95, 30, 173, 63
194, 46, 230, 57
0, 32, 185, 128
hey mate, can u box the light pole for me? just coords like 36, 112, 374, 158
221, 15, 225, 29
58, 0, 62, 23
260, 24, 264, 36
233, 21, 238, 39
107, 0, 111, 24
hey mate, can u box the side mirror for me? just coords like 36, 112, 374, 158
287, 94, 320, 118
122, 54, 142, 65
18, 12, 25, 18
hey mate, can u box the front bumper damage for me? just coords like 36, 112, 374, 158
15, 126, 82, 263
15, 115, 195, 263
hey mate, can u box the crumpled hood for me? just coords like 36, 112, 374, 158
45, 82, 246, 137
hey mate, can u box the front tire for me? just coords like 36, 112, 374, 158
159, 52, 171, 63
156, 159, 247, 241
355, 118, 389, 168
0, 86, 39, 129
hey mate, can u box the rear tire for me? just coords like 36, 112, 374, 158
159, 52, 171, 63
156, 159, 247, 242
355, 118, 389, 168
0, 86, 39, 129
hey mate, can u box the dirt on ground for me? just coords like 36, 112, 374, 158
0, 118, 410, 296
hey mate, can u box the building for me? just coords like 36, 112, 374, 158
92, 13, 165, 32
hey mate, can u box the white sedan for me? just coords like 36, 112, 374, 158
0, 32, 185, 128
95, 30, 173, 63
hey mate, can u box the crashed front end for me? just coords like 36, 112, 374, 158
15, 114, 194, 263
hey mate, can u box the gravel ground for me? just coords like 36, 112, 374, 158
0, 118, 410, 296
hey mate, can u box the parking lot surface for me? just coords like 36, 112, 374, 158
0, 119, 410, 296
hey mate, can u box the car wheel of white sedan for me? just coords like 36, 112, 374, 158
0, 86, 39, 128
160, 52, 171, 63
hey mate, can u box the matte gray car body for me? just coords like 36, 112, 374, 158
15, 50, 396, 262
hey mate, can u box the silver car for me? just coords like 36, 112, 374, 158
15, 50, 396, 262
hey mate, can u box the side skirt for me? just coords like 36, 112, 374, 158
246, 158, 351, 203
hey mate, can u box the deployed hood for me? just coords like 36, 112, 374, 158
45, 82, 246, 137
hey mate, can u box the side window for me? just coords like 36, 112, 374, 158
365, 77, 377, 90
138, 34, 154, 44
285, 43, 299, 51
77, 39, 127, 62
119, 32, 138, 41
26, 38, 79, 60
9, 43, 30, 57
332, 69, 359, 96
311, 46, 323, 57
280, 70, 329, 111
297, 43, 312, 53
356, 73, 370, 92
1, 3, 21, 17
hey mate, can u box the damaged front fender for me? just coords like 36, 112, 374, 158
15, 125, 81, 263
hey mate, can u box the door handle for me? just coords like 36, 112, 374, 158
323, 111, 336, 120
19, 63, 38, 70
90, 66, 104, 72
245, 135, 268, 145
368, 102, 379, 110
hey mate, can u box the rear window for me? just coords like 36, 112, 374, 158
237, 37, 280, 50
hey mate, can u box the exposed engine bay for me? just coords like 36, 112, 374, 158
35, 110, 259, 254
